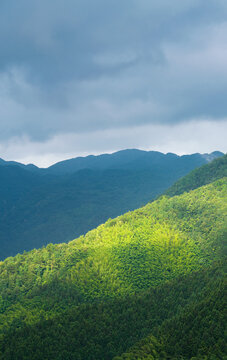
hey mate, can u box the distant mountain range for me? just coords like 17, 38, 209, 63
0, 149, 224, 174
43, 149, 224, 174
0, 149, 224, 259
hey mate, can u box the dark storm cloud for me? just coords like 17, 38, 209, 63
0, 0, 227, 142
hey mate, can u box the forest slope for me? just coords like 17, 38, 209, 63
114, 268, 226, 360
1, 262, 225, 360
0, 177, 226, 359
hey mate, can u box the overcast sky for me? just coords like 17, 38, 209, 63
0, 0, 226, 167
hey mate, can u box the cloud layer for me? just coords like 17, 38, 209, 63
0, 0, 226, 164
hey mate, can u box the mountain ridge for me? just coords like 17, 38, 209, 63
44, 149, 224, 175
0, 149, 224, 174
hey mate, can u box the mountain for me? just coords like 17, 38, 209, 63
0, 150, 224, 259
0, 165, 55, 258
0, 165, 226, 359
0, 158, 39, 172
1, 149, 223, 175
45, 149, 223, 175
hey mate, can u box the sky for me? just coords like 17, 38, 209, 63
0, 0, 227, 167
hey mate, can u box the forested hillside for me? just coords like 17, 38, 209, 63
1, 150, 223, 259
1, 262, 225, 360
114, 267, 226, 359
165, 153, 227, 197
0, 174, 226, 359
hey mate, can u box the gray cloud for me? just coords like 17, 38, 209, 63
1, 0, 226, 83
0, 0, 226, 153
1, 119, 226, 167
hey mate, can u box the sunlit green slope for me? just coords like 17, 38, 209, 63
1, 179, 226, 296
0, 178, 226, 324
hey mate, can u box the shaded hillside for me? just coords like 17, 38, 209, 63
114, 268, 226, 359
0, 165, 44, 210
0, 177, 226, 359
0, 151, 223, 259
0, 165, 52, 229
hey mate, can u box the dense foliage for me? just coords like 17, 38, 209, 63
0, 263, 225, 359
0, 176, 226, 359
115, 264, 226, 360
1, 150, 221, 259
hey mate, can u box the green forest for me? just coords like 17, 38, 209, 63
0, 155, 226, 359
